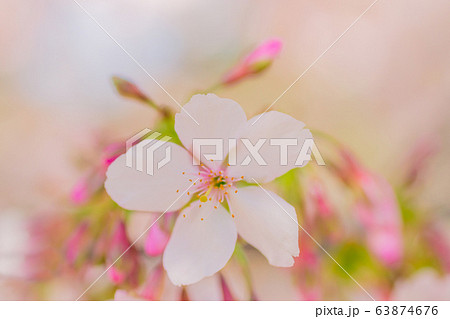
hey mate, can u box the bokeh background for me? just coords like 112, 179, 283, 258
1, 0, 450, 300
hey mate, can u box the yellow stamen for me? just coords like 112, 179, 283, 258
200, 185, 213, 203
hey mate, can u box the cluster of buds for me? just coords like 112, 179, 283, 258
335, 149, 404, 267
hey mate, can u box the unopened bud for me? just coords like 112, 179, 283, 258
107, 220, 140, 286
112, 76, 149, 102
144, 222, 169, 256
222, 39, 282, 85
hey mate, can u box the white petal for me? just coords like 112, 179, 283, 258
228, 186, 299, 267
221, 257, 251, 300
246, 249, 300, 300
105, 141, 198, 212
227, 111, 312, 183
185, 274, 224, 300
163, 201, 237, 286
174, 94, 247, 169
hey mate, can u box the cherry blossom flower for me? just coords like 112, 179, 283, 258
105, 94, 312, 286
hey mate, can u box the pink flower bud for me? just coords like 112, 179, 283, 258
403, 138, 439, 187
369, 230, 403, 266
65, 222, 90, 266
221, 276, 234, 301
306, 180, 332, 219
222, 39, 282, 85
144, 222, 169, 256
70, 179, 90, 205
112, 76, 150, 103
355, 175, 403, 267
101, 142, 124, 171
334, 148, 366, 185
140, 266, 164, 300
107, 221, 140, 286
424, 223, 450, 272
108, 267, 127, 285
